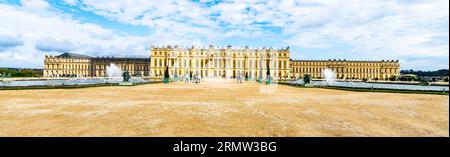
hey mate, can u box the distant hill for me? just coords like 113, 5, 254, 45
0, 68, 43, 77
401, 69, 449, 77
0, 67, 43, 70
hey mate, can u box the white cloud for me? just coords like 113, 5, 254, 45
0, 1, 149, 68
0, 35, 24, 51
77, 0, 224, 46
35, 38, 76, 52
270, 0, 449, 70
62, 0, 78, 6
0, 0, 448, 70
20, 0, 51, 11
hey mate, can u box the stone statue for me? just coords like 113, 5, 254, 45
122, 71, 131, 82
303, 74, 312, 84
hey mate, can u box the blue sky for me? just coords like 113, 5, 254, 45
0, 0, 448, 70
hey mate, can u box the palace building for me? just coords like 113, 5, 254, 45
290, 59, 400, 80
43, 53, 150, 77
150, 45, 291, 80
43, 45, 400, 80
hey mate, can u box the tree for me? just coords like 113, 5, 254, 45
266, 66, 271, 84
258, 63, 263, 83
399, 74, 417, 81
163, 66, 169, 83
0, 68, 42, 77
389, 75, 400, 81
401, 69, 449, 77
164, 66, 169, 78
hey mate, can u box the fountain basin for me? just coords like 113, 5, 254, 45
288, 80, 449, 92
0, 78, 148, 87
119, 82, 133, 86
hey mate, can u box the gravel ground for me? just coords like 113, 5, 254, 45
0, 80, 448, 137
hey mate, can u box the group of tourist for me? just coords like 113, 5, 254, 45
183, 73, 202, 84
178, 71, 255, 84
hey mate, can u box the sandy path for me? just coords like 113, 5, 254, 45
0, 80, 448, 137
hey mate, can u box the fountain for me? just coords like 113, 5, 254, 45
119, 71, 133, 86
285, 68, 448, 92
323, 68, 336, 85
292, 79, 304, 85
105, 63, 134, 85
106, 63, 123, 82
0, 72, 12, 82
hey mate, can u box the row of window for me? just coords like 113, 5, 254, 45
296, 73, 391, 79
153, 51, 289, 57
46, 64, 90, 70
292, 67, 398, 74
46, 59, 90, 63
292, 62, 399, 67
46, 70, 147, 76
152, 59, 289, 69
46, 64, 148, 71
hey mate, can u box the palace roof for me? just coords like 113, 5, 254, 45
56, 53, 148, 60
58, 52, 91, 59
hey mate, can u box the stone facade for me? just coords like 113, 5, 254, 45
43, 53, 150, 77
44, 45, 400, 80
290, 59, 400, 80
150, 45, 291, 80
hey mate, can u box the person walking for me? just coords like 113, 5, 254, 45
195, 73, 199, 84
193, 73, 196, 84
184, 73, 189, 84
